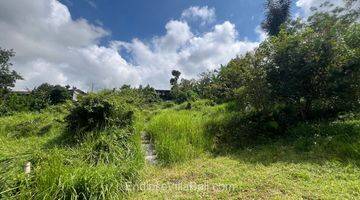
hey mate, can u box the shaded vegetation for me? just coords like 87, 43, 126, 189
0, 83, 73, 115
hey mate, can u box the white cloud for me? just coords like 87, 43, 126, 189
0, 1, 261, 91
255, 26, 268, 42
114, 20, 259, 82
154, 20, 193, 52
296, 0, 344, 17
181, 6, 216, 25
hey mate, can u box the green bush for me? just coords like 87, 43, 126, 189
206, 103, 300, 149
65, 94, 134, 138
289, 120, 360, 161
0, 83, 73, 116
111, 85, 160, 108
161, 101, 175, 109
0, 93, 32, 115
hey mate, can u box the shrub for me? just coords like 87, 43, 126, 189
0, 93, 32, 115
289, 120, 360, 161
101, 85, 160, 108
206, 103, 300, 149
139, 85, 161, 104
161, 101, 175, 109
65, 94, 134, 138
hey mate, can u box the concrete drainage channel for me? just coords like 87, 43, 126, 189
141, 131, 157, 164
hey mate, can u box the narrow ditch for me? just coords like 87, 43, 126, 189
141, 131, 157, 164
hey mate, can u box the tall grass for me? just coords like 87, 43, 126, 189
146, 107, 215, 165
289, 119, 360, 162
147, 100, 360, 166
0, 106, 144, 199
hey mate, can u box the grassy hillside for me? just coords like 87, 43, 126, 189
132, 102, 360, 199
0, 103, 144, 199
1, 99, 360, 199
130, 155, 360, 199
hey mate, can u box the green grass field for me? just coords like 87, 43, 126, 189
133, 103, 360, 199
130, 154, 360, 199
1, 101, 360, 199
0, 106, 144, 199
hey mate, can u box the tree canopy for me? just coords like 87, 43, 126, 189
262, 0, 291, 36
0, 48, 22, 94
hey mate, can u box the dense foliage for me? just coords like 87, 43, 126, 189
118, 84, 161, 105
170, 70, 199, 103
164, 2, 360, 148
0, 83, 72, 115
30, 83, 72, 110
0, 48, 22, 95
66, 93, 134, 137
262, 0, 291, 36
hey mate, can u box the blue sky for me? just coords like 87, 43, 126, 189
61, 0, 298, 43
0, 0, 334, 91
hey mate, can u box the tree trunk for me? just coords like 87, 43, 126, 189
301, 99, 312, 121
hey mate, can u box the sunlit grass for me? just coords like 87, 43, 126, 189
130, 152, 360, 199
146, 108, 214, 165
2, 100, 360, 199
0, 108, 144, 199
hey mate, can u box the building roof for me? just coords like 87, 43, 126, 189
11, 90, 31, 95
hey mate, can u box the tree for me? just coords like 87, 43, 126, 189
50, 85, 71, 104
169, 70, 199, 103
263, 27, 335, 119
31, 83, 71, 110
262, 5, 360, 119
170, 70, 181, 86
216, 57, 253, 101
196, 70, 220, 100
170, 70, 181, 101
139, 85, 161, 103
120, 84, 131, 90
262, 0, 291, 36
0, 48, 22, 94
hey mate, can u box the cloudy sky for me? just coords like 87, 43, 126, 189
0, 0, 343, 91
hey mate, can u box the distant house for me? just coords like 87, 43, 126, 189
155, 89, 172, 101
11, 88, 86, 102
11, 91, 31, 95
68, 88, 86, 101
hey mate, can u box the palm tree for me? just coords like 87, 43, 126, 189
262, 0, 291, 36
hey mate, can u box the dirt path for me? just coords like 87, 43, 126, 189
141, 131, 157, 164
